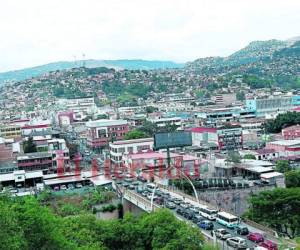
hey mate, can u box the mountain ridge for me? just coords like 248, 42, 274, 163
0, 59, 184, 84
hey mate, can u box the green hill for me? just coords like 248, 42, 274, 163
0, 59, 183, 84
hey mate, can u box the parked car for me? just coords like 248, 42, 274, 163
165, 202, 176, 209
75, 183, 83, 188
214, 228, 232, 240
60, 185, 67, 190
54, 186, 60, 191
258, 240, 278, 250
68, 184, 74, 189
247, 232, 264, 243
226, 237, 248, 249
198, 220, 214, 230
235, 225, 249, 235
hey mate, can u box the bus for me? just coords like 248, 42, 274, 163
199, 206, 218, 220
216, 211, 239, 228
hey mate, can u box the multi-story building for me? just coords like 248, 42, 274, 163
17, 152, 53, 172
147, 117, 182, 129
57, 97, 96, 120
217, 124, 243, 151
282, 125, 300, 140
190, 125, 242, 150
195, 107, 255, 126
265, 139, 300, 157
109, 138, 153, 165
86, 119, 129, 149
0, 124, 22, 139
190, 127, 218, 147
245, 96, 296, 117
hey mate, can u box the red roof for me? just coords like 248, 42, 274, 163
190, 127, 217, 133
22, 124, 50, 129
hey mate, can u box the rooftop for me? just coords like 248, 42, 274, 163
110, 138, 153, 146
17, 152, 52, 161
260, 172, 284, 179
268, 139, 300, 146
86, 119, 127, 128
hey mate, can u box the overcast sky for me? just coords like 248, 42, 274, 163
0, 0, 299, 72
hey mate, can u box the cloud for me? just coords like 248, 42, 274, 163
0, 0, 299, 71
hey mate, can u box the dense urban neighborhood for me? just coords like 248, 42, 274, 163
1, 16, 300, 250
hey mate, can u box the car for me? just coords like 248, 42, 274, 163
141, 191, 148, 197
147, 193, 157, 200
235, 225, 249, 235
60, 185, 67, 190
258, 240, 278, 250
183, 209, 194, 220
179, 202, 191, 209
154, 197, 164, 205
68, 184, 74, 189
165, 202, 176, 209
10, 189, 18, 193
198, 220, 214, 230
173, 198, 183, 205
189, 206, 200, 213
54, 186, 60, 191
192, 214, 203, 224
226, 237, 248, 249
128, 185, 135, 190
214, 228, 232, 240
176, 207, 185, 216
75, 183, 83, 188
122, 183, 129, 188
137, 175, 147, 182
247, 232, 264, 243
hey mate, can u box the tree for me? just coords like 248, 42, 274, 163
243, 154, 256, 160
285, 170, 300, 188
145, 106, 158, 113
23, 137, 37, 153
245, 188, 300, 238
124, 129, 147, 140
226, 151, 241, 163
139, 120, 158, 137
236, 91, 245, 101
275, 160, 290, 173
264, 112, 300, 133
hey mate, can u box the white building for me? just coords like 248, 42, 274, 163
109, 138, 154, 165
147, 117, 182, 129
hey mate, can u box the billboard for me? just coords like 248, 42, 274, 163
154, 131, 192, 150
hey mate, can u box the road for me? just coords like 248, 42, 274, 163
118, 180, 266, 249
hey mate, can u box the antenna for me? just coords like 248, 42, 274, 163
73, 55, 77, 67
82, 53, 86, 67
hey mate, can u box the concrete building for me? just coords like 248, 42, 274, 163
217, 124, 243, 151
245, 96, 296, 117
17, 152, 53, 172
58, 97, 96, 120
265, 139, 300, 157
109, 138, 153, 165
86, 119, 129, 149
0, 124, 22, 139
282, 125, 300, 140
147, 117, 182, 129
